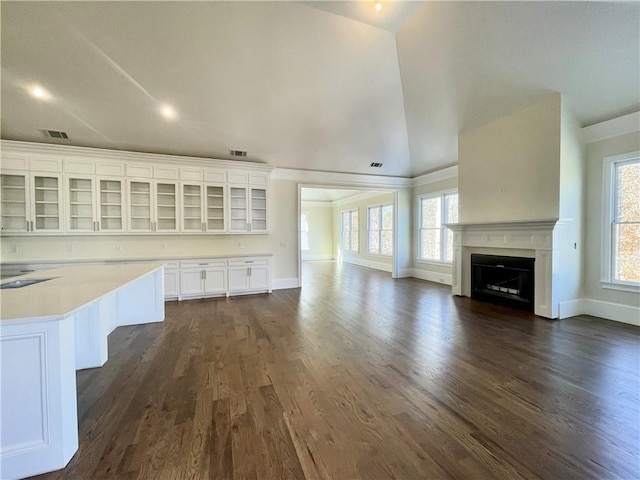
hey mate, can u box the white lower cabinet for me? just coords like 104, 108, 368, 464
179, 260, 227, 299
228, 258, 271, 295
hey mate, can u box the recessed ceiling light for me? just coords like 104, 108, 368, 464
374, 2, 382, 12
29, 85, 50, 100
160, 105, 176, 119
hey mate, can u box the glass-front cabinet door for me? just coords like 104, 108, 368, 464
206, 185, 225, 232
155, 182, 177, 232
249, 187, 267, 233
32, 174, 63, 233
129, 180, 152, 231
182, 183, 203, 232
98, 178, 125, 232
228, 186, 248, 233
67, 176, 96, 232
1, 173, 28, 233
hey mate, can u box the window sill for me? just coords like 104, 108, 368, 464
367, 253, 392, 258
601, 281, 640, 293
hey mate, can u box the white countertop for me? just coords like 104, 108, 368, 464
0, 263, 163, 322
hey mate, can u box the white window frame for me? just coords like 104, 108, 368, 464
417, 190, 458, 264
341, 209, 359, 253
367, 204, 393, 256
301, 212, 310, 251
601, 151, 640, 292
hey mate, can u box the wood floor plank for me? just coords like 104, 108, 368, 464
29, 261, 640, 480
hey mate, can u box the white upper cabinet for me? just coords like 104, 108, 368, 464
128, 180, 179, 233
0, 142, 271, 236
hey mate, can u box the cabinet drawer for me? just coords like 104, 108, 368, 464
227, 171, 248, 184
31, 157, 62, 172
204, 169, 226, 183
1, 155, 29, 171
96, 162, 125, 176
180, 259, 227, 268
65, 160, 95, 174
180, 168, 203, 181
127, 164, 153, 178
228, 258, 269, 267
154, 165, 178, 179
163, 260, 180, 269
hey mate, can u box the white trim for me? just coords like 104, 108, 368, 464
301, 200, 332, 207
302, 254, 335, 261
558, 299, 584, 319
1, 140, 273, 173
333, 190, 389, 207
601, 281, 640, 293
600, 151, 640, 287
341, 256, 392, 273
408, 268, 452, 286
272, 278, 299, 290
411, 165, 458, 187
581, 299, 640, 326
272, 167, 411, 187
582, 111, 640, 144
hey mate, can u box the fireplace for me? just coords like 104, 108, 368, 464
471, 254, 535, 312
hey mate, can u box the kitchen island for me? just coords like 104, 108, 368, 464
0, 263, 165, 480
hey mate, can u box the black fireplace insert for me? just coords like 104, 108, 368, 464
471, 254, 535, 312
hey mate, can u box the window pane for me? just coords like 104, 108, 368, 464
301, 213, 309, 232
445, 194, 458, 224
617, 161, 640, 222
420, 228, 440, 260
342, 212, 349, 231
421, 197, 441, 228
343, 230, 350, 250
369, 230, 380, 254
301, 232, 310, 251
351, 210, 359, 251
381, 204, 393, 229
381, 230, 393, 256
614, 223, 640, 282
369, 207, 379, 231
445, 229, 454, 262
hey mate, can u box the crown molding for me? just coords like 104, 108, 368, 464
332, 190, 391, 206
0, 140, 274, 172
411, 165, 458, 187
301, 200, 332, 207
272, 167, 412, 187
582, 111, 640, 144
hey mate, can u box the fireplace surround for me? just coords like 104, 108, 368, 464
447, 219, 559, 318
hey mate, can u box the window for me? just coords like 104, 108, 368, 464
418, 192, 458, 262
603, 153, 639, 289
301, 213, 310, 251
368, 204, 393, 256
341, 209, 359, 252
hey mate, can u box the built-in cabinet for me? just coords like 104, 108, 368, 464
228, 257, 270, 291
0, 147, 271, 236
179, 259, 227, 297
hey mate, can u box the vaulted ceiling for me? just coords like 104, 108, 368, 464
1, 1, 638, 177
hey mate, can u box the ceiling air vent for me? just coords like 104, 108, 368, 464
230, 149, 247, 157
370, 162, 383, 168
47, 130, 69, 139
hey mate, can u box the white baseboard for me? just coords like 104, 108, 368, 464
342, 257, 392, 273
302, 254, 335, 261
408, 268, 452, 286
272, 278, 300, 290
558, 299, 584, 319
580, 298, 640, 326
395, 268, 413, 278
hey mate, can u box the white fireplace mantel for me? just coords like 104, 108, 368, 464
447, 219, 559, 318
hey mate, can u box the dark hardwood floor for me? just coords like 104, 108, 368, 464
32, 261, 640, 480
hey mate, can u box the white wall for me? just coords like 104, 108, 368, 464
301, 203, 334, 260
458, 94, 562, 223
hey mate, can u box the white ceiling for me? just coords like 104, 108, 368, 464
1, 2, 638, 177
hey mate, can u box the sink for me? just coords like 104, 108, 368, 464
0, 278, 54, 289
